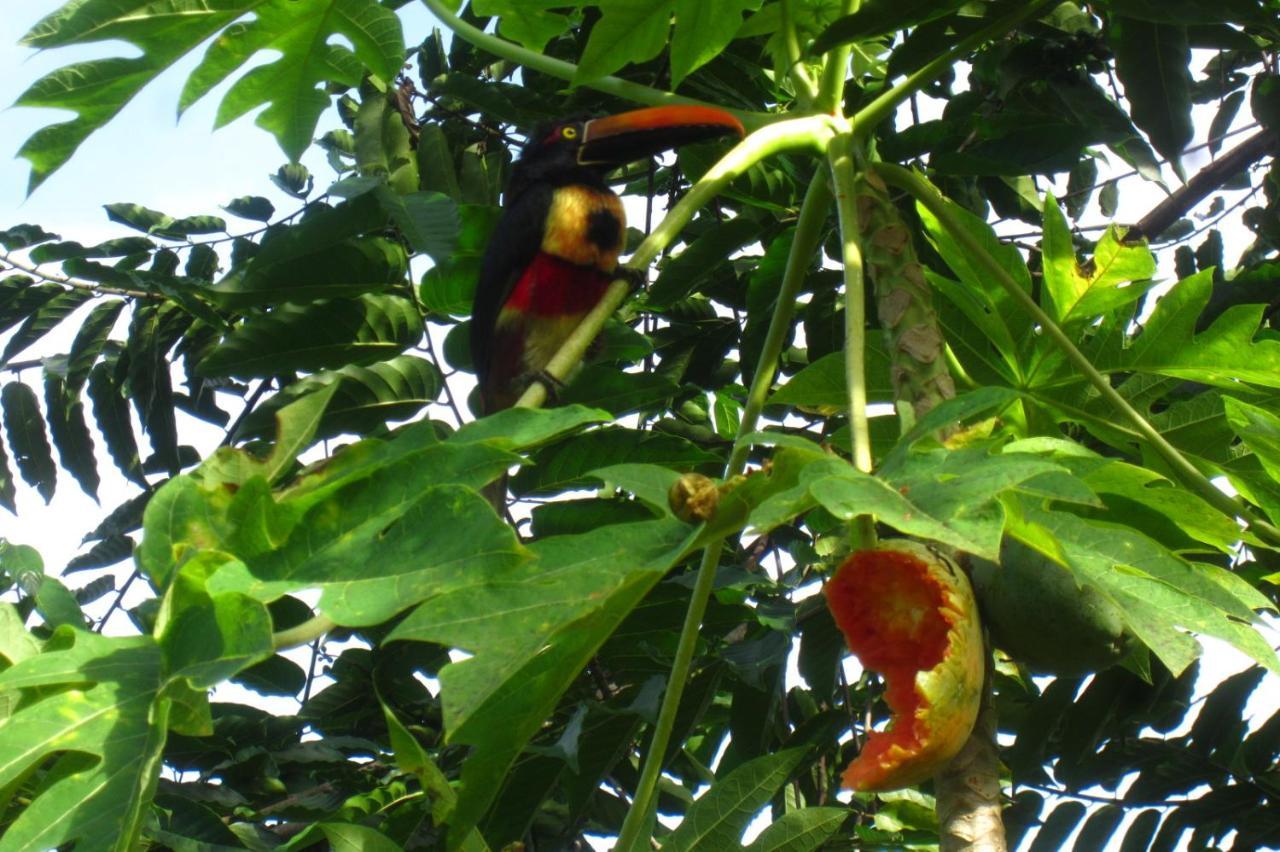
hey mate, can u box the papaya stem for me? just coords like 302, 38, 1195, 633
616, 171, 833, 850
419, 0, 774, 130
874, 163, 1280, 547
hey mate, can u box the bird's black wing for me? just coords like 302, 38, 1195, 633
470, 181, 553, 385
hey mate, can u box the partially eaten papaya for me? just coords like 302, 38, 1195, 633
823, 540, 984, 791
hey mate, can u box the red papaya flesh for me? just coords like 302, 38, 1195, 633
824, 540, 984, 792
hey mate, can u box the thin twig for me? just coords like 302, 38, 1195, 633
95, 568, 140, 632
0, 251, 159, 300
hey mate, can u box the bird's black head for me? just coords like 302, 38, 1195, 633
506, 106, 745, 202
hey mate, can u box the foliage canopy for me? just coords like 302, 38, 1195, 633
1, 0, 1279, 849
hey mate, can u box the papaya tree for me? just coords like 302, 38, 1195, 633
1, 1, 1279, 849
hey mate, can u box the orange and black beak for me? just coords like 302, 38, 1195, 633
577, 105, 745, 166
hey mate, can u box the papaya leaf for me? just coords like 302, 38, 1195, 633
768, 345, 894, 411
575, 0, 675, 84
1105, 270, 1280, 389
388, 518, 700, 837
156, 552, 274, 689
670, 0, 760, 86
510, 427, 722, 496
0, 629, 167, 851
1040, 196, 1156, 325
14, 0, 406, 189
663, 747, 810, 851
812, 0, 966, 52
1012, 505, 1279, 676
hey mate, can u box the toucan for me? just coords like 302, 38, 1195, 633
470, 105, 745, 415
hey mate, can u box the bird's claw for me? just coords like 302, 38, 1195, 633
532, 369, 567, 403
615, 265, 647, 291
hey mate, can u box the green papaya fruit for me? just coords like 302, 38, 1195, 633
969, 539, 1131, 676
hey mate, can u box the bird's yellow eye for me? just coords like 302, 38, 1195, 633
561, 126, 578, 139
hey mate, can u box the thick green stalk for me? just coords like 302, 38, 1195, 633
419, 0, 773, 130
875, 163, 1280, 546
515, 114, 837, 408
815, 0, 858, 114
273, 614, 337, 651
781, 0, 819, 106
827, 133, 873, 475
615, 172, 834, 851
850, 0, 1057, 138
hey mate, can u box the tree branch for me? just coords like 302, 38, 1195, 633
1128, 129, 1278, 242
0, 251, 160, 301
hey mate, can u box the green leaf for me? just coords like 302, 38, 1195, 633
86, 361, 145, 486
198, 294, 422, 379
209, 196, 398, 308
670, 0, 759, 86
450, 404, 612, 450
142, 433, 526, 625
65, 299, 126, 395
1013, 506, 1279, 676
1, 382, 56, 503
1040, 196, 1157, 324
664, 747, 810, 851
649, 217, 761, 306
1106, 270, 1280, 389
157, 552, 274, 688
0, 629, 166, 850
419, 254, 480, 316
474, 0, 578, 50
768, 346, 894, 410
283, 823, 404, 852
223, 195, 276, 222
103, 202, 172, 234
0, 435, 15, 514
388, 518, 698, 836
0, 224, 59, 250
812, 0, 966, 53
375, 187, 460, 260
744, 807, 850, 852
0, 289, 92, 366
263, 382, 342, 483
1224, 396, 1280, 484
575, 0, 675, 84
510, 427, 721, 495
917, 195, 1032, 371
237, 354, 443, 441
0, 282, 61, 338
180, 0, 405, 160
1111, 17, 1193, 171
560, 365, 679, 415
44, 373, 99, 500
416, 123, 463, 201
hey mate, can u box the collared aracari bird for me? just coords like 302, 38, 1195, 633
470, 105, 745, 414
